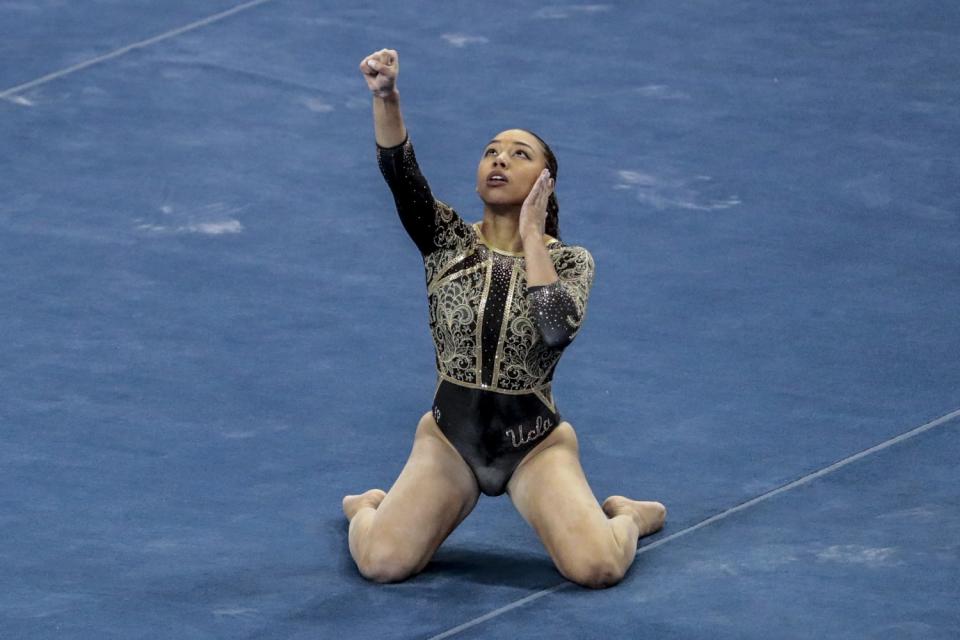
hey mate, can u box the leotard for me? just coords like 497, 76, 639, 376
377, 135, 595, 496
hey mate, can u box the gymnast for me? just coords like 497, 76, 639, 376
342, 48, 666, 589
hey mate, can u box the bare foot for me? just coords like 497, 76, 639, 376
342, 489, 387, 521
601, 496, 667, 538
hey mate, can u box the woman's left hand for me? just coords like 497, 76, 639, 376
519, 169, 554, 241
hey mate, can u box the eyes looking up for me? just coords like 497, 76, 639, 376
484, 146, 532, 160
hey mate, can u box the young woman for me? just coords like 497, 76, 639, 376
342, 48, 666, 589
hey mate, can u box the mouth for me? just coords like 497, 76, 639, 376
485, 171, 509, 187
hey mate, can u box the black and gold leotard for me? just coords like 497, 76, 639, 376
377, 135, 595, 496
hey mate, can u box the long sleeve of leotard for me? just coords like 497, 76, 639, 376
526, 246, 596, 349
376, 135, 467, 258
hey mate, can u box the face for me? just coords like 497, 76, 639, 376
475, 129, 549, 207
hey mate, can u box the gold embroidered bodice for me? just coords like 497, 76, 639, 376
426, 213, 593, 390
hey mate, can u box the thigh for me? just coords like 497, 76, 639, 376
371, 411, 480, 568
506, 422, 613, 570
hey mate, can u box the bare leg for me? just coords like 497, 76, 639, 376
506, 422, 666, 589
342, 411, 480, 583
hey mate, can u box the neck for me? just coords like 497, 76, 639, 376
480, 204, 525, 253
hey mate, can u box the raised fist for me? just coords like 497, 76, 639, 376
359, 49, 399, 98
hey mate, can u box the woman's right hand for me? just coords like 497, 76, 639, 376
359, 49, 399, 98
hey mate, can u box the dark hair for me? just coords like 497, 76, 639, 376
520, 129, 560, 241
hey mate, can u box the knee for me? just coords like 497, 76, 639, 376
558, 553, 626, 590
357, 540, 422, 584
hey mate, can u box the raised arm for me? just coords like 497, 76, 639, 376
360, 49, 468, 258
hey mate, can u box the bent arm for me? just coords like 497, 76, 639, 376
526, 246, 595, 349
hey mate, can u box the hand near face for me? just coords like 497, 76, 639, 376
359, 49, 399, 97
519, 169, 554, 241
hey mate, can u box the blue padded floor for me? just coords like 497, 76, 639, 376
1, 1, 958, 638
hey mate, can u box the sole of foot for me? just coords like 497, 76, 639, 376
342, 488, 387, 521
601, 496, 667, 538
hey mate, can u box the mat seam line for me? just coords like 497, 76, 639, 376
425, 405, 960, 640
0, 0, 276, 101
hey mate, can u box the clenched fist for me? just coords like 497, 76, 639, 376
359, 49, 399, 98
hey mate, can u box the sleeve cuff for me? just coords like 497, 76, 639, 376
376, 134, 410, 152
526, 280, 562, 295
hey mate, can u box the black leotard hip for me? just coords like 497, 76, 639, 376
432, 378, 562, 496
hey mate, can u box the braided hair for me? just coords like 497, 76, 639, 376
520, 129, 561, 241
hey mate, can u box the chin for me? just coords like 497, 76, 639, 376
479, 189, 520, 207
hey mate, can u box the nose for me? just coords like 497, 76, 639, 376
493, 151, 508, 167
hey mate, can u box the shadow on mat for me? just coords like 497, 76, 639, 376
333, 516, 560, 589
